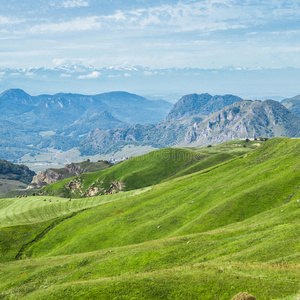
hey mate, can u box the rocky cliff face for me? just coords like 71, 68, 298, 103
182, 100, 300, 147
28, 169, 62, 189
28, 163, 87, 189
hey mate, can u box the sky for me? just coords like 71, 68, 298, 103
1, 0, 300, 69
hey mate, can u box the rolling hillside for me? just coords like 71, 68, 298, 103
41, 140, 260, 198
0, 138, 299, 299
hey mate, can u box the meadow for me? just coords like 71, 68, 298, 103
0, 138, 299, 299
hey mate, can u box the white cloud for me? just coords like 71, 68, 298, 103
20, 0, 300, 36
53, 58, 69, 66
0, 16, 23, 25
60, 73, 72, 78
25, 72, 35, 77
77, 71, 100, 79
19, 1, 247, 35
62, 0, 89, 8
9, 73, 21, 77
96, 0, 300, 34
53, 58, 91, 66
99, 1, 245, 32
123, 73, 131, 77
144, 71, 158, 76
29, 16, 101, 33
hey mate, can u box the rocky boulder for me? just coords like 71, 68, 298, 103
28, 169, 62, 189
232, 292, 256, 300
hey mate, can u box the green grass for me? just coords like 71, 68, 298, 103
0, 189, 150, 228
1, 262, 298, 300
41, 147, 205, 197
41, 140, 260, 198
0, 138, 299, 299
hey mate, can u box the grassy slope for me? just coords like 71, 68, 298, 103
0, 138, 299, 299
40, 148, 202, 197
41, 141, 258, 198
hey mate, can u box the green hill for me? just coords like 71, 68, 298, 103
40, 140, 259, 198
0, 138, 299, 299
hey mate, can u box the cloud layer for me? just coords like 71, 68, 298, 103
62, 0, 89, 8
0, 0, 300, 69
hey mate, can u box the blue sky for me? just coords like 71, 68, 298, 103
1, 0, 300, 69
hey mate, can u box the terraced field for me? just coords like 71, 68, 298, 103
0, 138, 299, 299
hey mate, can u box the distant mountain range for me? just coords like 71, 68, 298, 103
79, 94, 300, 155
79, 94, 244, 155
0, 88, 299, 164
0, 89, 172, 161
0, 89, 171, 128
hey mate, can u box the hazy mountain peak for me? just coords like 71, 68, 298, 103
0, 88, 30, 99
281, 95, 300, 117
0, 88, 33, 105
166, 93, 243, 120
183, 99, 300, 147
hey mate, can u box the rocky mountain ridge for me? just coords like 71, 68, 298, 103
80, 94, 300, 155
79, 93, 244, 155
1, 89, 300, 163
182, 100, 300, 147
